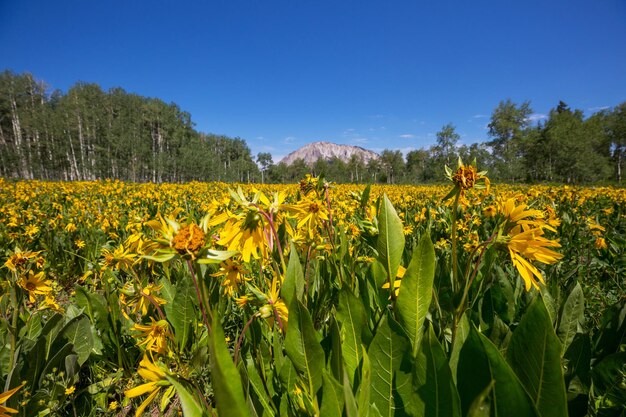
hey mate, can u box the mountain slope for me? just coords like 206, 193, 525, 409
280, 141, 379, 166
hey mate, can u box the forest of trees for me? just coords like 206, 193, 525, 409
0, 71, 260, 182
1, 70, 625, 184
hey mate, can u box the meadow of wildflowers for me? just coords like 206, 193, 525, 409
0, 166, 624, 416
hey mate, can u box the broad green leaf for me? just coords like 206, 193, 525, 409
320, 371, 345, 417
564, 333, 591, 388
457, 326, 539, 417
62, 315, 95, 365
38, 342, 74, 388
165, 278, 195, 349
368, 314, 412, 417
337, 287, 366, 385
278, 359, 297, 393
590, 352, 626, 408
166, 375, 208, 417
246, 360, 276, 417
209, 317, 249, 417
376, 194, 405, 283
329, 319, 343, 380
449, 313, 470, 384
413, 324, 461, 417
356, 347, 372, 417
507, 297, 567, 417
557, 282, 584, 356
396, 232, 435, 356
74, 286, 108, 326
284, 299, 324, 394
282, 243, 304, 307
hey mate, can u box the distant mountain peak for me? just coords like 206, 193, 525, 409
280, 142, 379, 166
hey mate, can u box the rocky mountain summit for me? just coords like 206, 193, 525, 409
280, 141, 379, 166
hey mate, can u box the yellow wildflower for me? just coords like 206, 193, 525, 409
212, 259, 251, 297
133, 319, 171, 354
124, 355, 174, 417
18, 271, 52, 303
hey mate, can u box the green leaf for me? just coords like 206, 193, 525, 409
506, 297, 567, 417
376, 194, 405, 283
329, 318, 344, 381
557, 282, 584, 356
166, 375, 208, 417
62, 315, 95, 365
209, 317, 249, 417
413, 324, 461, 417
457, 326, 539, 417
590, 352, 626, 408
282, 243, 305, 307
466, 381, 494, 417
368, 314, 412, 417
449, 313, 469, 384
337, 287, 366, 385
564, 333, 591, 388
396, 232, 435, 356
284, 299, 325, 395
320, 371, 345, 417
356, 347, 372, 417
165, 277, 195, 349
246, 360, 276, 417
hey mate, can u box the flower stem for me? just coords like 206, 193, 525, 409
186, 259, 212, 333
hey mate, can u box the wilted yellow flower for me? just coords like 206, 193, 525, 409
120, 283, 167, 318
171, 223, 206, 258
594, 237, 607, 250
0, 383, 24, 417
4, 249, 40, 273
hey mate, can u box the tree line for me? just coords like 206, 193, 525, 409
1, 70, 624, 184
264, 100, 626, 184
0, 71, 259, 182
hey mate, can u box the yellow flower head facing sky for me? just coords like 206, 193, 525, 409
18, 270, 53, 303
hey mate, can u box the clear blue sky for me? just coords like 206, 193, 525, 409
2, 0, 625, 162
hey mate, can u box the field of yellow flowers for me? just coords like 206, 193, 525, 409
1, 168, 625, 417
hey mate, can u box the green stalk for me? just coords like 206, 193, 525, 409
450, 191, 461, 293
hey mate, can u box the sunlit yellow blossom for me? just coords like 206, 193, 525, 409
133, 319, 171, 354
212, 259, 251, 296
505, 226, 564, 291
24, 224, 39, 237
284, 197, 329, 240
38, 294, 64, 313
217, 210, 268, 263
124, 355, 174, 417
120, 283, 167, 318
108, 401, 118, 411
4, 249, 40, 273
64, 386, 75, 395
18, 271, 52, 303
594, 237, 607, 250
101, 244, 137, 271
75, 239, 86, 249
0, 383, 24, 417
